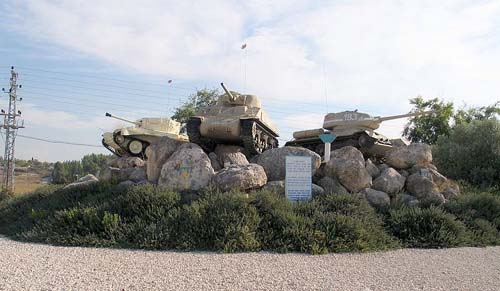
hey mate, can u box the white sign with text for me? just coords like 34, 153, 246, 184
285, 156, 312, 202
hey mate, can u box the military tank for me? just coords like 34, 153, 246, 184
285, 110, 434, 158
186, 83, 279, 155
102, 113, 188, 157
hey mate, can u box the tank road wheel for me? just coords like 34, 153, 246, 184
113, 131, 125, 145
241, 120, 278, 155
128, 139, 144, 156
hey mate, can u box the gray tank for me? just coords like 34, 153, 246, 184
285, 110, 434, 158
186, 83, 279, 154
102, 113, 188, 157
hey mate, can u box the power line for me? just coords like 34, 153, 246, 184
16, 134, 102, 148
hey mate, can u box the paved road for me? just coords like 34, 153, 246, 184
0, 236, 499, 290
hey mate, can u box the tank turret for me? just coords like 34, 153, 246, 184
186, 83, 279, 155
286, 110, 435, 158
102, 113, 188, 158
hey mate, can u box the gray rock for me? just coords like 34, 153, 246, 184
117, 180, 135, 188
399, 193, 419, 206
442, 182, 460, 200
324, 146, 372, 193
361, 188, 390, 208
372, 168, 406, 195
64, 174, 99, 190
377, 163, 390, 173
158, 143, 215, 191
261, 180, 285, 195
429, 169, 448, 191
77, 174, 99, 183
398, 169, 409, 178
100, 167, 133, 182
214, 163, 267, 192
214, 145, 249, 167
405, 173, 441, 199
146, 136, 186, 183
385, 143, 432, 169
312, 184, 325, 197
208, 152, 222, 171
365, 159, 380, 178
253, 146, 321, 181
128, 168, 147, 183
317, 176, 349, 195
116, 157, 145, 169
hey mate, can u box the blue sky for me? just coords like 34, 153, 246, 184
0, 0, 499, 161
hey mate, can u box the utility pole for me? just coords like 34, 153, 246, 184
1, 66, 24, 195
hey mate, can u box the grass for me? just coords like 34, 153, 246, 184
0, 172, 47, 195
0, 182, 498, 253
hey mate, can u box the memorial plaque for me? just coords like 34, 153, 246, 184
285, 156, 312, 202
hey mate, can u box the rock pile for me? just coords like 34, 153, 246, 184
96, 137, 458, 209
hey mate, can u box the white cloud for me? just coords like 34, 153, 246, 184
2, 0, 500, 160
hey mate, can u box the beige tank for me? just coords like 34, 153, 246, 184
187, 83, 279, 154
102, 113, 188, 157
286, 110, 434, 158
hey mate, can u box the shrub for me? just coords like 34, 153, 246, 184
312, 193, 399, 252
251, 191, 315, 253
445, 192, 500, 245
177, 191, 261, 252
386, 206, 469, 248
433, 119, 500, 187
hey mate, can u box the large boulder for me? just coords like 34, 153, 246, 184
146, 136, 186, 183
405, 173, 441, 200
261, 180, 285, 195
115, 156, 145, 169
64, 174, 99, 190
253, 146, 321, 181
312, 184, 325, 197
128, 168, 147, 183
442, 182, 460, 200
365, 159, 380, 178
324, 146, 372, 193
372, 168, 406, 195
214, 145, 249, 167
317, 176, 349, 195
158, 143, 214, 191
214, 163, 267, 192
208, 152, 222, 171
361, 188, 390, 209
385, 143, 432, 169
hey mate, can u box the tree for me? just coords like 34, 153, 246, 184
403, 97, 455, 144
433, 119, 500, 187
454, 101, 500, 125
171, 88, 220, 126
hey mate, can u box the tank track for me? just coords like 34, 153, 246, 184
186, 117, 216, 152
241, 119, 279, 155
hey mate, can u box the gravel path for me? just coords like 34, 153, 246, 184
0, 236, 499, 291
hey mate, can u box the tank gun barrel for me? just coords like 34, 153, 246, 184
378, 110, 436, 122
105, 112, 141, 125
220, 82, 236, 102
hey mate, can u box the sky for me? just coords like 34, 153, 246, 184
0, 0, 499, 162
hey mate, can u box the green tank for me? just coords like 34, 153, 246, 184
102, 113, 188, 157
285, 110, 434, 158
186, 83, 279, 154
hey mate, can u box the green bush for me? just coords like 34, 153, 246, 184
3, 184, 499, 253
176, 191, 261, 252
312, 193, 399, 252
252, 192, 315, 253
386, 206, 469, 248
445, 192, 500, 245
433, 119, 500, 187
